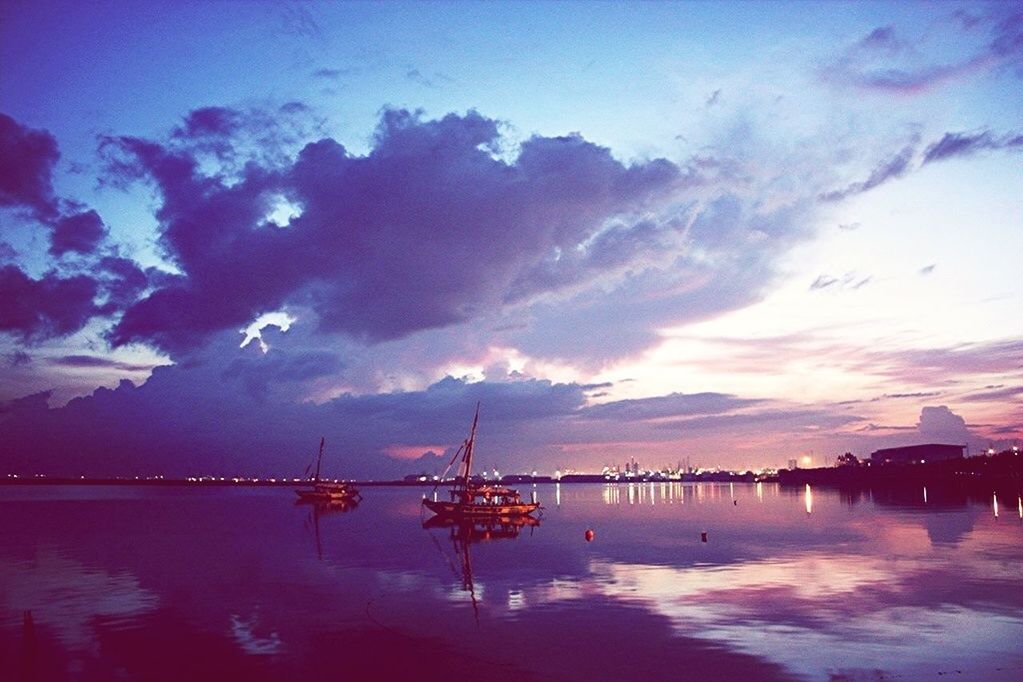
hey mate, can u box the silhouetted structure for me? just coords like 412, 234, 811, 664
295, 437, 360, 502
422, 404, 540, 519
870, 443, 964, 466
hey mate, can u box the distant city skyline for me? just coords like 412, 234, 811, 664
1, 1, 1021, 478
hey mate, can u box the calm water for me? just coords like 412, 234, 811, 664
2, 482, 1022, 681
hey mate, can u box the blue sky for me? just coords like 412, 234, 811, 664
1, 1, 1021, 477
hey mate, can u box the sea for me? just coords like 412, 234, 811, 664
2, 482, 1021, 681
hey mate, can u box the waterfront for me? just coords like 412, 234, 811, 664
2, 483, 1022, 680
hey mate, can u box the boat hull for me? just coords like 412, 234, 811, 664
295, 489, 359, 502
422, 498, 539, 518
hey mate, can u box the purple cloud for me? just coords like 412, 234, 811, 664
959, 385, 1023, 403
103, 108, 684, 356
0, 334, 592, 477
312, 67, 346, 79
173, 106, 243, 139
922, 129, 1023, 164
856, 26, 905, 53
49, 209, 107, 256
0, 241, 17, 262
860, 339, 1023, 384
96, 256, 150, 309
0, 265, 99, 341
916, 405, 970, 441
581, 392, 762, 421
879, 391, 942, 400
819, 141, 916, 201
48, 355, 157, 372
4, 350, 31, 367
0, 330, 855, 477
821, 11, 1023, 96
0, 112, 60, 218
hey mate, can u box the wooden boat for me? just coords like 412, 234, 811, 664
422, 404, 539, 519
295, 437, 360, 502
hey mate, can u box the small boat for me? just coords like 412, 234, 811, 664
295, 437, 360, 502
422, 404, 539, 519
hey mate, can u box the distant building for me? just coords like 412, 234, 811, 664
787, 459, 798, 470
870, 443, 965, 466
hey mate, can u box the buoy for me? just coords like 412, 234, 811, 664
733, 500, 737, 506
585, 529, 595, 542
701, 531, 708, 542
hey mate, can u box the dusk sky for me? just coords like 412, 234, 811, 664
1, 1, 1021, 478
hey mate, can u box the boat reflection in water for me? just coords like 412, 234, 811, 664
298, 497, 360, 559
423, 514, 540, 623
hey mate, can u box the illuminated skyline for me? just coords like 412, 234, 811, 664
1, 1, 1021, 477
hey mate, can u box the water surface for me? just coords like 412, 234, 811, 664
2, 482, 1021, 680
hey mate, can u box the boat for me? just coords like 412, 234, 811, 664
422, 404, 540, 519
301, 497, 358, 560
295, 437, 360, 502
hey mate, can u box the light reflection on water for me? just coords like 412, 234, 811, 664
1, 483, 1022, 681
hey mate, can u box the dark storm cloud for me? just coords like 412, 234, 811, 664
0, 112, 60, 218
922, 129, 1023, 163
0, 330, 842, 477
96, 256, 150, 309
224, 335, 343, 402
103, 107, 684, 356
0, 336, 588, 477
49, 209, 107, 256
0, 265, 99, 341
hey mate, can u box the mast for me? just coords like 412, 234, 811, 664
315, 436, 325, 483
461, 403, 480, 487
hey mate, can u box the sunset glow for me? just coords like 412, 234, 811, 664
1, 1, 1020, 479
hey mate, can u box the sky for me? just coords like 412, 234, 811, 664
1, 0, 1021, 478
